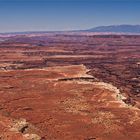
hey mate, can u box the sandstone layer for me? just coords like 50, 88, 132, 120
0, 64, 140, 140
0, 34, 140, 140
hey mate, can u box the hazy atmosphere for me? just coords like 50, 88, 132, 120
0, 0, 140, 32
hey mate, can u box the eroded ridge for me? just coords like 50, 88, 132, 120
0, 34, 140, 107
0, 64, 140, 140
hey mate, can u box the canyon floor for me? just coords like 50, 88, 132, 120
0, 33, 140, 140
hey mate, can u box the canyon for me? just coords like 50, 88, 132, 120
0, 33, 140, 140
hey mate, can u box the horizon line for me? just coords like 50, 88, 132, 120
0, 24, 140, 34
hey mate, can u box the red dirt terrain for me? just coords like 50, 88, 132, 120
0, 33, 140, 140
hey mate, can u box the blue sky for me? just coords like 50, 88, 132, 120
0, 0, 140, 32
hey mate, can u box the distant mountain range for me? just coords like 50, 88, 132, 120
1, 25, 140, 35
86, 25, 140, 33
